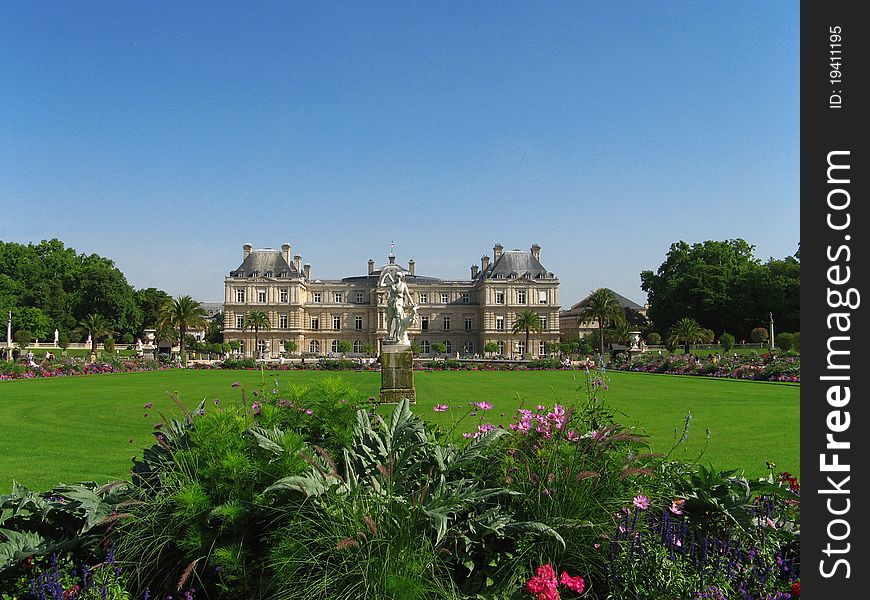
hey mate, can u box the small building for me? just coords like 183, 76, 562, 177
559, 291, 648, 341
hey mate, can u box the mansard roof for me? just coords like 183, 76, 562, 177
482, 250, 553, 280
230, 249, 297, 278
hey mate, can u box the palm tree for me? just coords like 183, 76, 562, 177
511, 310, 543, 359
159, 296, 208, 364
668, 317, 704, 354
243, 310, 271, 359
578, 288, 625, 361
79, 313, 110, 353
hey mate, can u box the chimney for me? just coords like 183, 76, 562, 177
281, 243, 291, 264
294, 255, 302, 273
243, 243, 253, 259
481, 255, 490, 271
368, 259, 375, 275
493, 243, 503, 260
471, 264, 479, 279
303, 263, 311, 279
531, 243, 541, 261
408, 259, 415, 276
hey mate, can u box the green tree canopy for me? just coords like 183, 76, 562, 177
577, 288, 625, 360
641, 239, 799, 338
511, 309, 543, 359
160, 296, 208, 363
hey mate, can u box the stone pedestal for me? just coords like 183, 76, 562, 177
380, 343, 416, 404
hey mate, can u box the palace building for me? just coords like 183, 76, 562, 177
223, 243, 560, 358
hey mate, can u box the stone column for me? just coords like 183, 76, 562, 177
379, 342, 416, 404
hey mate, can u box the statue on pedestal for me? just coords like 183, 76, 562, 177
379, 266, 417, 345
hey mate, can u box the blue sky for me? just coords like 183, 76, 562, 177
0, 1, 799, 305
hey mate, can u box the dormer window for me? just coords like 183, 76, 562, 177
264, 270, 273, 277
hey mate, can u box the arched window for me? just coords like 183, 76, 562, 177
516, 341, 526, 356
463, 340, 474, 355
353, 340, 363, 354
331, 340, 340, 353
421, 340, 430, 355
309, 340, 320, 354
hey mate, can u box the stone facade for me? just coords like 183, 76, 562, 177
223, 243, 560, 358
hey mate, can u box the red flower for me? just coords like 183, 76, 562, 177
560, 571, 586, 594
790, 580, 800, 597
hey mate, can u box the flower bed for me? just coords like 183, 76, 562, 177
613, 354, 800, 383
0, 358, 169, 381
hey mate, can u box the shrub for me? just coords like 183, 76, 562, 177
719, 332, 735, 352
57, 331, 70, 350
120, 333, 135, 344
792, 332, 800, 352
751, 327, 769, 344
13, 329, 32, 349
283, 340, 297, 355
103, 337, 116, 353
647, 332, 662, 345
776, 332, 795, 352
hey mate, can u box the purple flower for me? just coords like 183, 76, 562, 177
143, 403, 153, 409
231, 382, 241, 387
474, 401, 493, 411
633, 494, 650, 510
213, 398, 220, 406
251, 402, 261, 415
433, 404, 449, 412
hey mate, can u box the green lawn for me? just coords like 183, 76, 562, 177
0, 369, 799, 491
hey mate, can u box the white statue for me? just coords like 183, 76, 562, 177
136, 338, 143, 350
86, 333, 92, 346
378, 267, 417, 345
54, 329, 59, 345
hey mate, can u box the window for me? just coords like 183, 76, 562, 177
280, 289, 288, 303
539, 341, 546, 356
464, 340, 474, 354
356, 292, 365, 304
238, 340, 245, 354
516, 341, 526, 356
443, 316, 450, 331
421, 340, 431, 354
464, 317, 472, 331
461, 292, 470, 304
355, 315, 363, 330
419, 293, 428, 304
333, 316, 341, 330
538, 290, 548, 304
441, 293, 449, 304
497, 340, 505, 355
517, 290, 526, 304
334, 292, 343, 303
309, 340, 320, 354
421, 316, 429, 331
257, 289, 267, 303
495, 291, 505, 304
236, 289, 246, 303
313, 292, 322, 303
279, 314, 288, 329
496, 316, 505, 331
445, 340, 452, 354
353, 340, 363, 353
257, 339, 267, 355
310, 317, 319, 330
331, 340, 340, 353
540, 316, 548, 331
236, 315, 245, 329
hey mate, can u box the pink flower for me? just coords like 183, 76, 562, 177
567, 430, 580, 442
560, 571, 586, 594
433, 404, 449, 412
633, 494, 650, 510
475, 401, 493, 411
670, 499, 685, 515
143, 403, 153, 409
536, 404, 547, 411
765, 516, 777, 529
231, 382, 241, 387
251, 402, 261, 415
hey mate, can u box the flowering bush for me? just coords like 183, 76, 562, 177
0, 358, 167, 381
613, 354, 800, 382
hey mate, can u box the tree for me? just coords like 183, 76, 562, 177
57, 330, 70, 352
14, 329, 33, 349
433, 342, 447, 357
719, 332, 735, 352
79, 313, 110, 353
483, 341, 499, 357
751, 327, 769, 344
159, 296, 208, 364
577, 288, 625, 361
362, 342, 376, 357
511, 310, 543, 359
134, 287, 171, 333
777, 332, 796, 352
410, 340, 423, 356
284, 340, 298, 355
647, 332, 662, 345
103, 337, 116, 354
242, 310, 271, 359
337, 340, 352, 356
668, 318, 704, 354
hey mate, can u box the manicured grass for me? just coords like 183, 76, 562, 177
0, 369, 799, 491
